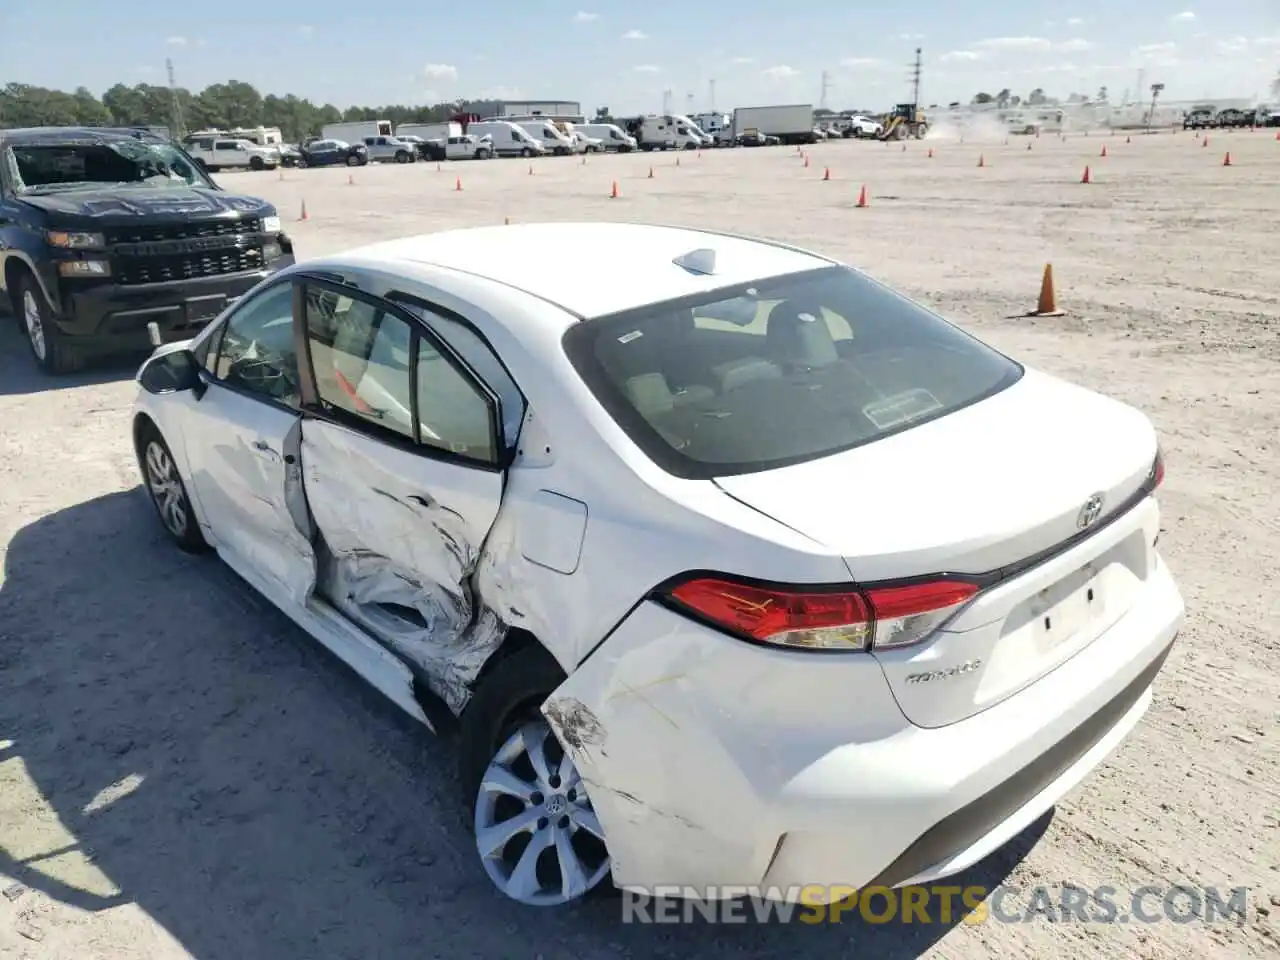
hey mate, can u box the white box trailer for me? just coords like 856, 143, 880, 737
320, 120, 394, 143
396, 122, 462, 141
733, 104, 817, 144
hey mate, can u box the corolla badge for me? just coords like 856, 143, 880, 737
1076, 492, 1106, 530
905, 659, 982, 684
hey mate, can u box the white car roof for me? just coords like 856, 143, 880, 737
334, 222, 835, 320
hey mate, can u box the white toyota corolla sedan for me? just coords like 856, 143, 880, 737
131, 222, 1184, 907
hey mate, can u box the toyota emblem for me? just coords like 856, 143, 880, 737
1077, 493, 1105, 529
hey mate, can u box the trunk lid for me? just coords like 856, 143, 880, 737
714, 369, 1162, 727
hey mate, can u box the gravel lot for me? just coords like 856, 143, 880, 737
1, 129, 1277, 959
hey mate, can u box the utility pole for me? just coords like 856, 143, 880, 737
1146, 82, 1164, 135
820, 70, 831, 111
909, 47, 923, 106
166, 58, 185, 138
709, 78, 716, 113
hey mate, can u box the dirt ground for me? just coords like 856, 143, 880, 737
1, 129, 1277, 960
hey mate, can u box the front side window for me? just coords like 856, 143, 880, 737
562, 265, 1023, 479
212, 282, 301, 407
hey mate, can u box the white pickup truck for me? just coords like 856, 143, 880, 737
181, 135, 281, 171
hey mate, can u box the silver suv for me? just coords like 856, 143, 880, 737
360, 136, 419, 164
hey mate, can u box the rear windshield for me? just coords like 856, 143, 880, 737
561, 265, 1023, 479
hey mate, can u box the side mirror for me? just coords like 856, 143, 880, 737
139, 348, 207, 398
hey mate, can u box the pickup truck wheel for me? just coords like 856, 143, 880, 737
16, 276, 87, 375
249, 156, 265, 171
395, 151, 410, 163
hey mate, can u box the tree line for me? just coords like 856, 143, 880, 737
0, 79, 508, 143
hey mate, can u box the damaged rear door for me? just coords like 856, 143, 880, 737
295, 278, 514, 712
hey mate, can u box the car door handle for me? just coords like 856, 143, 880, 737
251, 440, 279, 458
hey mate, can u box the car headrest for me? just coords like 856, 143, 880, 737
765, 300, 839, 368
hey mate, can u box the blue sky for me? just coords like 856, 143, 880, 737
3, 2, 1277, 112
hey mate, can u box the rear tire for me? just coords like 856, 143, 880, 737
460, 644, 613, 906
16, 274, 87, 375
249, 156, 265, 171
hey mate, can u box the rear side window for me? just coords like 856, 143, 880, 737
561, 265, 1023, 479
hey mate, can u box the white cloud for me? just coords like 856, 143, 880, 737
975, 36, 1053, 51
940, 49, 983, 62
1171, 11, 1195, 22
634, 64, 660, 73
423, 63, 458, 80
573, 10, 598, 22
840, 57, 881, 68
1058, 38, 1093, 52
1136, 42, 1177, 55
165, 36, 187, 46
730, 56, 755, 65
762, 64, 799, 79
898, 32, 923, 40
299, 25, 314, 37
622, 29, 647, 40
1066, 16, 1086, 26
1216, 36, 1250, 54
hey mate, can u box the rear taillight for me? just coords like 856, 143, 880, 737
1151, 448, 1165, 489
664, 576, 979, 652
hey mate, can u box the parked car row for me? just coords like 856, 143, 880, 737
1183, 106, 1279, 130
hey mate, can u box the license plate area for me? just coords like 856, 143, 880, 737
1027, 562, 1107, 654
185, 294, 227, 323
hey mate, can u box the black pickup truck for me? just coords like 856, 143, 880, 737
1, 126, 295, 374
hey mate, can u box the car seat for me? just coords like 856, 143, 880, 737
764, 299, 840, 371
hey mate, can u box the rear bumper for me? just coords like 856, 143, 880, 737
543, 556, 1183, 900
48, 256, 294, 349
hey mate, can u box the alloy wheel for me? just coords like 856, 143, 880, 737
144, 440, 188, 538
22, 290, 47, 361
474, 721, 610, 906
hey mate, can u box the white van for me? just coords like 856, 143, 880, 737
467, 121, 547, 158
577, 123, 637, 152
632, 115, 703, 151
514, 120, 575, 156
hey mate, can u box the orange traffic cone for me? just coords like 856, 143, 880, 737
278, 169, 284, 181
648, 166, 654, 178
1099, 145, 1107, 158
455, 176, 462, 191
856, 184, 868, 208
697, 150, 702, 159
1275, 130, 1280, 140
436, 162, 441, 171
610, 180, 620, 198
1028, 264, 1065, 317
978, 153, 986, 167
299, 199, 309, 221
1126, 135, 1131, 144
528, 164, 534, 175
803, 154, 810, 168
822, 166, 830, 181
1081, 165, 1092, 184
347, 172, 355, 185
676, 156, 681, 167
927, 147, 933, 158
581, 154, 587, 165
1203, 136, 1209, 147
1223, 152, 1232, 166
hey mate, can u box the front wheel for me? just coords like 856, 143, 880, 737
521, 147, 533, 158
16, 275, 85, 375
138, 427, 208, 553
249, 156, 265, 170
346, 154, 361, 166
395, 151, 411, 163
